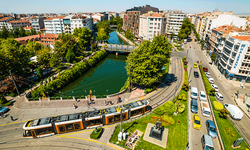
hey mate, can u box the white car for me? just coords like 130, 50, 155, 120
205, 72, 211, 78
199, 91, 207, 101
215, 92, 223, 101
208, 78, 214, 84
211, 84, 219, 92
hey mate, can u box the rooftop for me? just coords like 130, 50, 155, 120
44, 16, 66, 20
8, 20, 29, 23
142, 12, 164, 17
232, 36, 250, 41
0, 17, 13, 21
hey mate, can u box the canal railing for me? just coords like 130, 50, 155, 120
98, 43, 137, 52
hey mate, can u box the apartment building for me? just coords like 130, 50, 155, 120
63, 15, 73, 34
70, 14, 93, 33
164, 10, 186, 38
91, 14, 104, 22
0, 17, 14, 31
7, 20, 30, 30
218, 35, 250, 82
124, 5, 159, 38
139, 12, 167, 40
31, 17, 45, 32
44, 16, 65, 34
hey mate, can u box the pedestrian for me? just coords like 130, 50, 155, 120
10, 116, 14, 121
87, 100, 90, 106
73, 103, 76, 109
105, 99, 109, 106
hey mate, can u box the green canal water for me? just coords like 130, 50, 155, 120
54, 54, 128, 98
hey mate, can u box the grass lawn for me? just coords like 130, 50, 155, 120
199, 65, 250, 150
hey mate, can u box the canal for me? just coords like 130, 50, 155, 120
54, 54, 128, 98
107, 31, 128, 45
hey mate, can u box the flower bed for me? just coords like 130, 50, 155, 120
90, 127, 103, 139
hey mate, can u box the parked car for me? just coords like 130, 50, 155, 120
206, 120, 217, 138
203, 67, 208, 72
211, 84, 218, 92
224, 103, 244, 120
201, 135, 214, 150
205, 72, 211, 78
191, 99, 198, 113
0, 105, 8, 114
208, 78, 214, 84
215, 92, 223, 101
191, 87, 198, 100
194, 71, 199, 78
193, 63, 198, 68
199, 91, 207, 101
193, 114, 201, 130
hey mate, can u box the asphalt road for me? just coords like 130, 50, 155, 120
188, 37, 250, 144
186, 40, 221, 150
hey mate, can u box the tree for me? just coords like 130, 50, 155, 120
49, 53, 61, 68
53, 33, 77, 58
25, 40, 43, 56
126, 35, 172, 86
13, 27, 20, 38
31, 29, 36, 35
0, 75, 25, 94
37, 47, 51, 67
36, 66, 43, 79
91, 43, 98, 52
8, 30, 14, 38
19, 27, 26, 37
117, 24, 123, 32
25, 30, 32, 36
66, 48, 75, 63
200, 40, 205, 49
178, 18, 192, 40
211, 53, 217, 62
73, 27, 92, 54
96, 28, 109, 42
170, 32, 175, 40
125, 29, 134, 40
0, 94, 8, 104
1, 27, 9, 39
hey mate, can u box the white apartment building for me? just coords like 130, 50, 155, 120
218, 35, 250, 82
63, 15, 73, 34
30, 17, 45, 32
70, 14, 93, 33
7, 20, 30, 30
91, 14, 104, 22
44, 16, 65, 34
165, 11, 186, 37
0, 17, 14, 31
139, 12, 167, 41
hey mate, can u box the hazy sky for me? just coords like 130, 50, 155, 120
1, 0, 250, 14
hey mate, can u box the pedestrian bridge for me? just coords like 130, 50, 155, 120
98, 43, 137, 52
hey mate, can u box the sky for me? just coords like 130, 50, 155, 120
1, 0, 250, 14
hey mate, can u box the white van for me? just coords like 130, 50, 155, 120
201, 101, 211, 117
208, 78, 214, 84
191, 87, 198, 100
224, 103, 243, 120
215, 92, 223, 101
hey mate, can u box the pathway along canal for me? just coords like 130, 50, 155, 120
107, 31, 128, 45
54, 53, 128, 98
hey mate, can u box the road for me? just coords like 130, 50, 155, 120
186, 40, 221, 150
186, 35, 250, 147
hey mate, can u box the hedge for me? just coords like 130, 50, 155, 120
30, 50, 106, 98
90, 127, 103, 139
213, 101, 223, 111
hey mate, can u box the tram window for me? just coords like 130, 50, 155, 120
65, 124, 74, 131
74, 123, 81, 130
59, 126, 66, 132
131, 109, 143, 117
114, 115, 120, 122
36, 127, 53, 135
108, 117, 114, 123
122, 114, 126, 120
87, 119, 102, 126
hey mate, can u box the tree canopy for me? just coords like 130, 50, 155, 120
178, 18, 192, 40
126, 35, 172, 86
73, 27, 92, 54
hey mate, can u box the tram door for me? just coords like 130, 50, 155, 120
31, 130, 37, 138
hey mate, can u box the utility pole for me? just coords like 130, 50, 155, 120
9, 70, 20, 97
239, 72, 250, 98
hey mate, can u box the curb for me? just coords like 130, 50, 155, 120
233, 97, 250, 120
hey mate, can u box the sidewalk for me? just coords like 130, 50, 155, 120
235, 96, 250, 119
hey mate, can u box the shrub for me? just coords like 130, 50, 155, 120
182, 57, 186, 62
175, 101, 185, 113
219, 108, 230, 119
213, 101, 223, 111
161, 115, 175, 126
210, 88, 216, 96
181, 93, 187, 101
182, 83, 189, 92
154, 106, 166, 116
177, 95, 182, 100
90, 127, 103, 139
144, 85, 156, 93
163, 101, 175, 115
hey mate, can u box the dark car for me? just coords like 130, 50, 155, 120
203, 67, 208, 72
206, 120, 217, 138
194, 71, 199, 78
191, 99, 198, 113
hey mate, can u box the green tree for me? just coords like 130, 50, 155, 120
126, 35, 172, 86
117, 24, 123, 32
31, 29, 36, 35
200, 40, 205, 49
0, 94, 8, 104
19, 27, 26, 37
170, 32, 175, 40
25, 40, 43, 56
36, 66, 43, 79
49, 53, 61, 68
211, 53, 217, 62
96, 28, 109, 42
178, 18, 192, 40
8, 30, 14, 38
125, 29, 134, 40
73, 27, 92, 54
66, 48, 75, 63
37, 47, 51, 67
91, 43, 98, 52
1, 27, 9, 39
53, 33, 77, 58
25, 30, 32, 36
13, 27, 20, 38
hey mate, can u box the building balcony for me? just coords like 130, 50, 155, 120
243, 59, 250, 64
245, 52, 250, 56
239, 67, 250, 71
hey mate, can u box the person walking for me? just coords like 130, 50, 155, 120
73, 103, 76, 109
10, 116, 14, 121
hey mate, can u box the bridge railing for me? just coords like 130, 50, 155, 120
98, 44, 138, 52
